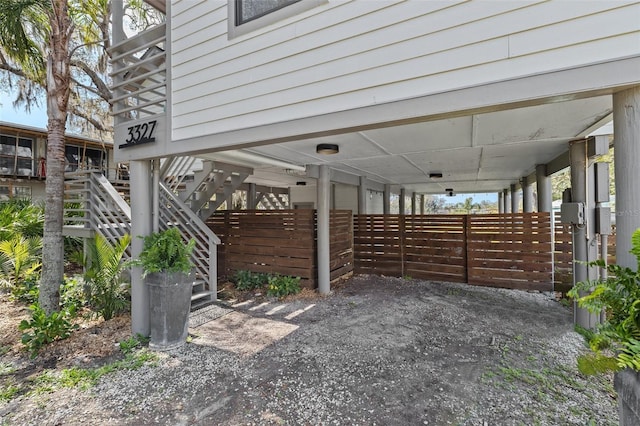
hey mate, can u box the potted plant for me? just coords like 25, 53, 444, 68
131, 227, 196, 350
569, 228, 640, 425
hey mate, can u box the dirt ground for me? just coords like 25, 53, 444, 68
1, 275, 618, 425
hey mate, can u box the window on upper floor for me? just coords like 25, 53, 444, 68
65, 145, 108, 173
229, 0, 324, 38
235, 0, 300, 25
0, 135, 33, 176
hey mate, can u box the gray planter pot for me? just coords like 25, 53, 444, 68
615, 368, 640, 426
147, 271, 194, 351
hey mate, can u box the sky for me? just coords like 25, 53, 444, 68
0, 90, 47, 129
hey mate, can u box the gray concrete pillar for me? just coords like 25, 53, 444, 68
504, 188, 511, 213
411, 193, 416, 215
420, 194, 425, 215
536, 165, 552, 212
152, 159, 160, 232
317, 165, 331, 294
498, 192, 504, 213
614, 86, 640, 270
130, 160, 152, 336
383, 184, 391, 214
570, 140, 599, 328
522, 178, 534, 213
399, 188, 406, 215
248, 183, 257, 209
358, 176, 367, 214
510, 183, 519, 213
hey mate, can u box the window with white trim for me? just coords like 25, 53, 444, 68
229, 0, 324, 38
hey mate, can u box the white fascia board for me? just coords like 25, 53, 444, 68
121, 56, 640, 162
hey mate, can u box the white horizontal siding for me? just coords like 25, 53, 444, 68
170, 0, 640, 142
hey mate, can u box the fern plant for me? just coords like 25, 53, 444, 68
130, 227, 195, 276
82, 234, 132, 320
568, 228, 640, 372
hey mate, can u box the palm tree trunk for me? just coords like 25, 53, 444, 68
39, 0, 72, 315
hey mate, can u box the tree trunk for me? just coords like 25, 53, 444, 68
39, 0, 72, 315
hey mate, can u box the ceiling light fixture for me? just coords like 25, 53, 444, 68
316, 143, 339, 155
429, 172, 443, 179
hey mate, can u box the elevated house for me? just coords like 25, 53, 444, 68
0, 122, 115, 200
108, 0, 640, 335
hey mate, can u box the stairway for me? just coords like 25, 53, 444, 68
63, 169, 220, 309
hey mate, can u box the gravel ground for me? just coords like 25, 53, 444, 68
1, 275, 618, 425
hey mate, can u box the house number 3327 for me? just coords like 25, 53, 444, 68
124, 120, 157, 145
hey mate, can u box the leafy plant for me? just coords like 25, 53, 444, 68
130, 228, 194, 276
0, 235, 42, 295
82, 234, 131, 320
19, 304, 79, 358
267, 275, 302, 298
568, 228, 640, 372
118, 334, 149, 355
232, 270, 268, 291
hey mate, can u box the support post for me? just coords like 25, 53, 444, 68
498, 192, 504, 213
248, 183, 257, 209
152, 159, 160, 233
420, 194, 425, 215
504, 189, 511, 213
536, 164, 552, 212
510, 183, 519, 213
130, 160, 152, 336
614, 86, 640, 269
383, 184, 391, 214
317, 165, 331, 294
358, 176, 367, 214
399, 188, 406, 215
522, 177, 534, 213
411, 193, 416, 215
570, 140, 599, 328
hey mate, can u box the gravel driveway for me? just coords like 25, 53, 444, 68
3, 276, 617, 425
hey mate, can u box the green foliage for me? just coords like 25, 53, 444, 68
131, 228, 194, 276
577, 353, 620, 376
59, 275, 86, 313
267, 275, 302, 298
118, 334, 149, 355
19, 304, 78, 358
0, 199, 44, 241
82, 234, 131, 320
0, 235, 42, 293
0, 380, 19, 402
568, 228, 640, 372
232, 270, 268, 291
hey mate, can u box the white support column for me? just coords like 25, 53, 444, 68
522, 177, 534, 213
510, 183, 519, 213
383, 184, 391, 214
614, 86, 640, 270
358, 176, 367, 214
504, 189, 511, 213
411, 193, 416, 215
498, 192, 504, 213
570, 140, 599, 329
399, 188, 406, 215
536, 165, 552, 212
317, 165, 331, 295
130, 160, 152, 336
420, 194, 425, 215
152, 159, 160, 233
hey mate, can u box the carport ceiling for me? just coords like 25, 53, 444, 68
226, 96, 613, 194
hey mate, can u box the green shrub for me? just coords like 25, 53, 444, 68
131, 228, 194, 275
232, 270, 269, 291
267, 275, 302, 298
19, 304, 79, 358
82, 234, 131, 320
569, 228, 640, 372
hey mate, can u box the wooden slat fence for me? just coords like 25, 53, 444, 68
467, 213, 553, 291
330, 210, 354, 281
404, 215, 467, 283
207, 210, 353, 288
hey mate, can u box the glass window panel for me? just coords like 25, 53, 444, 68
17, 158, 32, 176
0, 186, 9, 201
0, 157, 14, 174
13, 186, 31, 198
236, 0, 299, 25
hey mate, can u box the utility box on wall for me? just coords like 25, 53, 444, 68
560, 202, 585, 225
